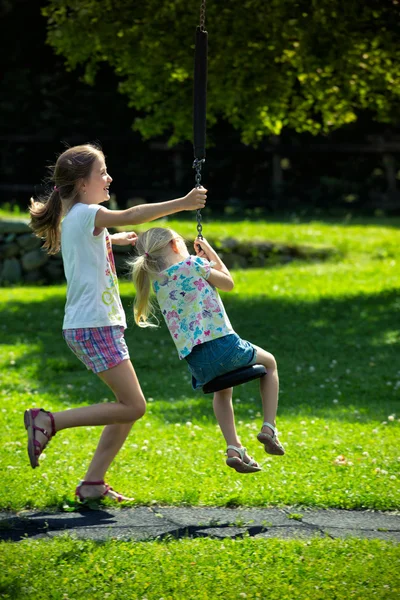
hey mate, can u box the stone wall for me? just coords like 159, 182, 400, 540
213, 237, 335, 269
0, 219, 335, 285
0, 219, 135, 285
0, 219, 63, 284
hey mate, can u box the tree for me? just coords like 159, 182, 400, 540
43, 0, 400, 145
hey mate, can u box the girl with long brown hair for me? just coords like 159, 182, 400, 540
25, 143, 207, 502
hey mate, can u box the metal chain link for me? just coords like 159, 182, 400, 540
193, 158, 205, 239
196, 209, 203, 238
199, 0, 206, 31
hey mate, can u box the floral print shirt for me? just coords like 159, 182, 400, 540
153, 255, 233, 359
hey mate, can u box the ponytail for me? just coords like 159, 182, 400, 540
131, 255, 158, 328
130, 227, 179, 328
29, 189, 63, 255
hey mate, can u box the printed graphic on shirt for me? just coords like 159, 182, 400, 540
102, 234, 124, 323
153, 255, 233, 358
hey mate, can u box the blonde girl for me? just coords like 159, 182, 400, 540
24, 143, 207, 502
130, 227, 284, 474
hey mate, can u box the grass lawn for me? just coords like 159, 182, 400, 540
1, 215, 399, 599
0, 216, 399, 511
1, 537, 399, 599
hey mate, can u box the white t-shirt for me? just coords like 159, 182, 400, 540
61, 203, 127, 329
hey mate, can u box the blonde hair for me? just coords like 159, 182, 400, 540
130, 227, 181, 327
29, 144, 104, 254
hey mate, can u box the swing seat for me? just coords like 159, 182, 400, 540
202, 364, 267, 394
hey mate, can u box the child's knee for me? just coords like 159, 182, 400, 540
135, 396, 147, 420
268, 354, 278, 371
256, 348, 277, 371
126, 395, 146, 422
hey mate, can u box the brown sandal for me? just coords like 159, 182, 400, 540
226, 445, 262, 473
257, 422, 285, 456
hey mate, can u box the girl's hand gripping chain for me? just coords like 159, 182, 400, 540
182, 186, 207, 210
194, 236, 216, 261
194, 237, 234, 292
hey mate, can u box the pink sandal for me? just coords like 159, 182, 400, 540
75, 480, 134, 504
24, 408, 56, 468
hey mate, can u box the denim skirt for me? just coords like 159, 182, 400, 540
184, 332, 257, 390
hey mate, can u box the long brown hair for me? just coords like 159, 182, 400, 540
130, 228, 180, 327
29, 144, 104, 254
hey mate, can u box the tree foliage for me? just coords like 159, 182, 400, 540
43, 0, 400, 144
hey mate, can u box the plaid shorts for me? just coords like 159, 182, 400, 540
62, 326, 130, 373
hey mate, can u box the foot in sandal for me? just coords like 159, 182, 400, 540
226, 445, 262, 473
24, 408, 56, 468
257, 421, 285, 456
75, 480, 135, 504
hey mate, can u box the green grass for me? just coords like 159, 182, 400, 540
130, 214, 400, 257
0, 218, 399, 511
1, 537, 399, 599
0, 205, 27, 219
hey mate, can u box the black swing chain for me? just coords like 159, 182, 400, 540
199, 0, 206, 31
194, 0, 206, 240
193, 158, 205, 239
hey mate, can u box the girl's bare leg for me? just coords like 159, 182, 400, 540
252, 345, 279, 436
213, 387, 258, 465
80, 360, 145, 497
83, 423, 134, 482
30, 360, 146, 496
76, 422, 135, 500
32, 360, 145, 431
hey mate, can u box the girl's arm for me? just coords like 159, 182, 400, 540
194, 237, 234, 292
95, 187, 207, 228
110, 231, 138, 246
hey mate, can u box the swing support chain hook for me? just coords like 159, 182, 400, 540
193, 157, 205, 239
199, 0, 206, 31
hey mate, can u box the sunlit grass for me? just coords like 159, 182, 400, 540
0, 219, 399, 511
131, 214, 400, 259
1, 537, 399, 599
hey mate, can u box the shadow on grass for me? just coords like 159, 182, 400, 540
1, 287, 399, 423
